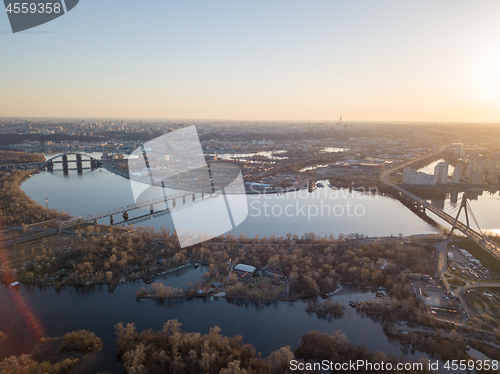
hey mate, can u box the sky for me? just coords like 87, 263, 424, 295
1, 0, 500, 122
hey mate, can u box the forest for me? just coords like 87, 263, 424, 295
0, 151, 45, 165
0, 169, 66, 226
114, 320, 447, 374
0, 150, 66, 226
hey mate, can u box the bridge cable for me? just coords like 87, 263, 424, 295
466, 201, 483, 237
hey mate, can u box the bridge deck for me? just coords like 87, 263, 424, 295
394, 185, 500, 261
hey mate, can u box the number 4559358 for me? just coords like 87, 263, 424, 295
5, 2, 62, 14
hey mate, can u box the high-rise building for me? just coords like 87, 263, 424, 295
466, 163, 475, 178
470, 172, 481, 185
466, 162, 484, 184
434, 161, 449, 184
403, 167, 435, 185
452, 164, 462, 184
454, 144, 466, 158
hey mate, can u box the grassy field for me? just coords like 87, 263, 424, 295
448, 278, 466, 287
464, 288, 500, 329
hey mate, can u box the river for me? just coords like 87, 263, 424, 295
2, 156, 486, 372
1, 266, 433, 373
21, 159, 439, 239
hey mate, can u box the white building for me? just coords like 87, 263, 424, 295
233, 264, 256, 274
452, 164, 462, 184
402, 167, 435, 185
454, 144, 465, 158
434, 161, 449, 184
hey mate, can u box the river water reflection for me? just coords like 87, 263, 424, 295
1, 266, 433, 373
2, 166, 486, 372
21, 167, 439, 238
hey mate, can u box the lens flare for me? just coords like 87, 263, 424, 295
0, 216, 45, 357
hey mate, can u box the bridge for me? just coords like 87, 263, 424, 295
0, 153, 102, 174
44, 153, 102, 174
381, 166, 500, 261
4, 189, 219, 246
58, 188, 218, 228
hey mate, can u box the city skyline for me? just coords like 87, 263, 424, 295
1, 0, 500, 122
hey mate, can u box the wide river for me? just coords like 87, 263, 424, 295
1, 267, 434, 373
3, 155, 497, 371
20, 155, 439, 239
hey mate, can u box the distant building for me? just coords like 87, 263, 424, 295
434, 161, 449, 184
466, 162, 485, 184
402, 167, 435, 185
466, 162, 475, 178
454, 144, 465, 158
409, 273, 432, 282
452, 164, 461, 184
264, 269, 285, 278
469, 171, 481, 185
233, 264, 256, 274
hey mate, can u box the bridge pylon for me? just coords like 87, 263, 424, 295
449, 193, 472, 238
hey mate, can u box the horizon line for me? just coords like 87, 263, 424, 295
2, 115, 500, 125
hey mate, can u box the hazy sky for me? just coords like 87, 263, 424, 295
1, 0, 500, 122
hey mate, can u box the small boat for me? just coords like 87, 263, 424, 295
143, 276, 153, 284
9, 281, 20, 288
316, 183, 324, 188
193, 263, 199, 269
349, 301, 356, 308
328, 184, 333, 188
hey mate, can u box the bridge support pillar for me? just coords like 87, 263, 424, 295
76, 154, 83, 175
201, 192, 204, 199
110, 216, 114, 225
192, 193, 196, 201
62, 155, 69, 175
91, 159, 98, 169
150, 205, 154, 214
173, 199, 176, 207
93, 219, 97, 225
47, 160, 54, 172
183, 196, 186, 205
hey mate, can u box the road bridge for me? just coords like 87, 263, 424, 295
381, 162, 500, 261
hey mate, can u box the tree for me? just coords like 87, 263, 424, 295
266, 346, 294, 373
219, 361, 249, 374
60, 330, 102, 352
123, 343, 146, 374
229, 273, 238, 285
